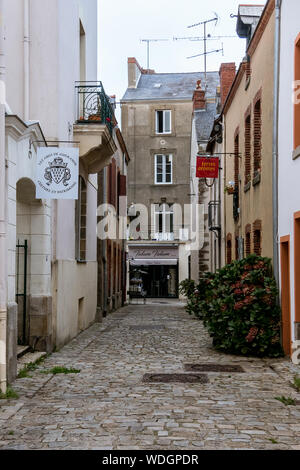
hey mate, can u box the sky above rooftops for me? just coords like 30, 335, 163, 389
98, 0, 267, 124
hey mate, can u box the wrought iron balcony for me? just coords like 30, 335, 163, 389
75, 81, 115, 135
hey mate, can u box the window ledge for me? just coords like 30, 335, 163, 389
252, 171, 261, 186
292, 146, 300, 160
77, 259, 87, 264
244, 181, 251, 193
151, 183, 176, 187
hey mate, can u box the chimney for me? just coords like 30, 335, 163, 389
127, 57, 155, 88
193, 80, 206, 110
128, 57, 143, 88
219, 63, 236, 107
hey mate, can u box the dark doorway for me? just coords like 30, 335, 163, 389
130, 265, 178, 298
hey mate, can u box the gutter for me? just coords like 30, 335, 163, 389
0, 0, 7, 394
272, 0, 281, 286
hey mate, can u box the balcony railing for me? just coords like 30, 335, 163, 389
127, 228, 189, 242
75, 81, 115, 135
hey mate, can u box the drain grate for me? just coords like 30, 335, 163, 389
130, 325, 165, 330
184, 364, 244, 373
142, 373, 209, 384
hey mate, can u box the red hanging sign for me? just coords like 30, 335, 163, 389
196, 156, 219, 178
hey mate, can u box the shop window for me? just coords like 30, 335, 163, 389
155, 110, 171, 134
155, 154, 172, 184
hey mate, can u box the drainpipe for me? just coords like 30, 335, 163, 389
0, 0, 7, 394
102, 167, 107, 317
23, 0, 30, 121
272, 0, 282, 286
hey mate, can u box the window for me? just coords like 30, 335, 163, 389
155, 154, 172, 184
155, 110, 171, 134
153, 203, 174, 241
253, 99, 262, 175
245, 225, 251, 256
245, 114, 251, 184
226, 234, 232, 264
253, 230, 261, 255
234, 133, 239, 190
76, 176, 87, 261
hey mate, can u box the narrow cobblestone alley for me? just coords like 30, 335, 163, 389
0, 301, 299, 450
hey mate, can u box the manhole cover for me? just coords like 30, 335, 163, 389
130, 325, 165, 330
184, 364, 244, 373
142, 373, 209, 384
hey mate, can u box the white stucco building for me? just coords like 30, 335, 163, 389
0, 0, 117, 391
278, 0, 300, 357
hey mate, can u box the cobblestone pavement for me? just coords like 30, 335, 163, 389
0, 300, 299, 450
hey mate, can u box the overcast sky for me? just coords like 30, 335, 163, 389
98, 0, 266, 122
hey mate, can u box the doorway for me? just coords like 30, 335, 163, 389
280, 236, 292, 356
131, 265, 178, 298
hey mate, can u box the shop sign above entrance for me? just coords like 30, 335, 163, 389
129, 246, 179, 260
196, 156, 219, 179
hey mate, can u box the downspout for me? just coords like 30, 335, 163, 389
23, 0, 30, 121
102, 167, 107, 317
0, 0, 7, 393
272, 0, 282, 286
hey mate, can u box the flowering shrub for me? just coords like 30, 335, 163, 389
181, 255, 283, 357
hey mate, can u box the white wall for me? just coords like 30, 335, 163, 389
278, 0, 300, 341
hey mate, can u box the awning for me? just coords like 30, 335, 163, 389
130, 259, 178, 266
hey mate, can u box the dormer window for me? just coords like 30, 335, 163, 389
155, 110, 171, 134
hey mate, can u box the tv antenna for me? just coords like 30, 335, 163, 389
187, 43, 224, 60
173, 35, 236, 41
140, 38, 169, 69
186, 14, 219, 85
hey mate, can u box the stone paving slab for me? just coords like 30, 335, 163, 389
0, 302, 299, 450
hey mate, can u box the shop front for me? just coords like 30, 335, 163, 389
128, 245, 179, 298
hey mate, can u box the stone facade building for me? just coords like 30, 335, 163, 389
121, 58, 218, 297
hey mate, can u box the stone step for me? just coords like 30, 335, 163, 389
17, 351, 47, 373
17, 345, 31, 359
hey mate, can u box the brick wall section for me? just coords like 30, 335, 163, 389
244, 112, 251, 184
253, 96, 262, 175
219, 63, 236, 107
